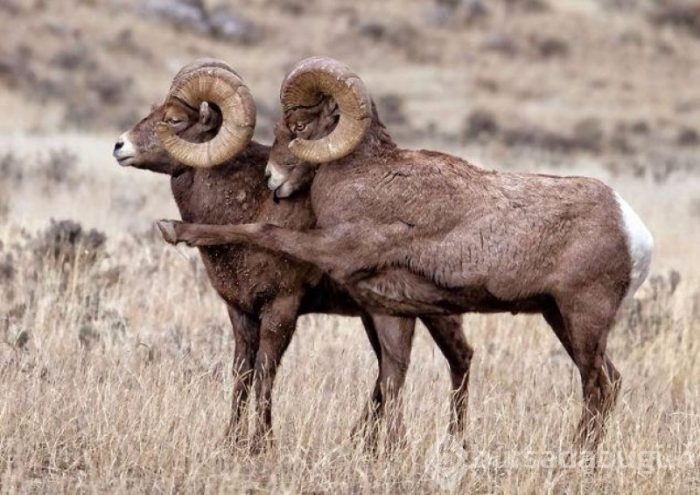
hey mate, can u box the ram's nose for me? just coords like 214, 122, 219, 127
265, 161, 288, 191
113, 132, 136, 166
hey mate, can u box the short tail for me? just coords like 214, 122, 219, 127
614, 192, 654, 301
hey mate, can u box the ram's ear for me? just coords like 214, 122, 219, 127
322, 98, 341, 127
198, 101, 214, 126
198, 101, 224, 133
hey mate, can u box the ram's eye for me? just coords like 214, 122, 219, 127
293, 122, 307, 132
167, 117, 182, 125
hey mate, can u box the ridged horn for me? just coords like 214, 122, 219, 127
156, 64, 256, 168
280, 57, 372, 163
170, 58, 241, 90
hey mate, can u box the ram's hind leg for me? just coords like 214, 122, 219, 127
554, 290, 622, 448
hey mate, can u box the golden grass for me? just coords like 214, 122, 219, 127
1, 1, 699, 491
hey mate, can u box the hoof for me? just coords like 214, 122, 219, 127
156, 220, 179, 244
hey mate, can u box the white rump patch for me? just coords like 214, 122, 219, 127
615, 192, 653, 301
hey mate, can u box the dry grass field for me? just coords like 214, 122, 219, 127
1, 0, 699, 493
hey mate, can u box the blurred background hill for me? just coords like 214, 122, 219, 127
1, 0, 698, 161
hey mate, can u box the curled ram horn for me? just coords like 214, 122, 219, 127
169, 58, 242, 90
157, 61, 256, 168
280, 56, 372, 164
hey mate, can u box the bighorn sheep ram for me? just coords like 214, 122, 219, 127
113, 59, 471, 449
158, 57, 654, 446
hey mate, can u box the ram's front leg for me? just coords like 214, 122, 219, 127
250, 294, 301, 453
157, 219, 405, 283
224, 305, 259, 446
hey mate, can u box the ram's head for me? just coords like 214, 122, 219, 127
265, 57, 374, 198
113, 59, 256, 174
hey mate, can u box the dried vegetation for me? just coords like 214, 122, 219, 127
0, 0, 698, 492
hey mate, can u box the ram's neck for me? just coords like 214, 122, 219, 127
352, 116, 398, 162
170, 141, 271, 225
